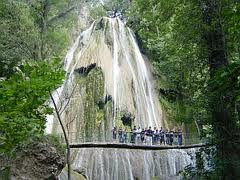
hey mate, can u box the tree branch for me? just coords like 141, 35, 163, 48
59, 84, 77, 115
49, 91, 71, 180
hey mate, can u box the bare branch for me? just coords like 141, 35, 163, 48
59, 84, 77, 115
49, 91, 71, 180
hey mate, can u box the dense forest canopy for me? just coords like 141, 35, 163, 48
0, 0, 240, 179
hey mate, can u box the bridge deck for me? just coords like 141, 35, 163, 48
70, 143, 206, 150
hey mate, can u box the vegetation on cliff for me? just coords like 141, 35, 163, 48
127, 0, 240, 179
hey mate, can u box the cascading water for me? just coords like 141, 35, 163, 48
70, 148, 197, 180
47, 17, 197, 179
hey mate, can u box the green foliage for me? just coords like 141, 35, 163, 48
103, 0, 130, 12
0, 0, 38, 77
127, 0, 208, 125
0, 0, 78, 77
0, 58, 64, 155
127, 0, 240, 178
0, 166, 10, 180
208, 61, 240, 128
210, 62, 240, 104
88, 0, 130, 20
75, 67, 105, 140
89, 4, 107, 20
46, 134, 66, 156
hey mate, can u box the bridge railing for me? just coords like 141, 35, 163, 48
55, 131, 202, 146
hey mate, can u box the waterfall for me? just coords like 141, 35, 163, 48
70, 148, 197, 180
47, 17, 197, 179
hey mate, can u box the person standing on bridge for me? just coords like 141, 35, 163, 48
112, 127, 117, 141
160, 128, 165, 145
165, 129, 170, 145
152, 127, 157, 145
174, 130, 178, 145
130, 127, 136, 144
169, 130, 174, 145
136, 126, 141, 144
178, 130, 183, 145
118, 127, 124, 143
141, 128, 145, 143
123, 129, 128, 143
146, 126, 153, 145
133, 126, 137, 144
156, 129, 160, 145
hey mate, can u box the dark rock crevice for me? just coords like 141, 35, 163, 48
121, 111, 135, 127
75, 63, 97, 76
97, 94, 112, 109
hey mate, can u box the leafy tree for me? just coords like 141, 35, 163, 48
0, 0, 79, 77
127, 0, 208, 126
28, 0, 78, 60
0, 58, 64, 155
0, 0, 38, 77
199, 0, 240, 178
127, 0, 240, 178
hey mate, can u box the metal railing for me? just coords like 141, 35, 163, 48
56, 131, 202, 146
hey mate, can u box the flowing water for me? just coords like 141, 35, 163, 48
47, 17, 197, 179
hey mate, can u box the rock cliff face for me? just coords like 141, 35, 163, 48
0, 138, 65, 180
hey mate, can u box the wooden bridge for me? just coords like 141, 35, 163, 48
70, 142, 207, 150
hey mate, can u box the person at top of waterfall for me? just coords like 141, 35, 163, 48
141, 128, 145, 143
145, 126, 153, 145
112, 127, 117, 140
136, 126, 141, 144
178, 130, 183, 145
110, 8, 119, 18
118, 127, 124, 143
109, 8, 116, 18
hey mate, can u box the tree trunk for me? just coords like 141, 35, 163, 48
200, 0, 240, 179
49, 92, 71, 180
39, 0, 50, 60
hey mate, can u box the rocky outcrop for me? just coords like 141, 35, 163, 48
1, 138, 65, 180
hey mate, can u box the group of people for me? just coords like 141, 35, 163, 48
112, 126, 183, 146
